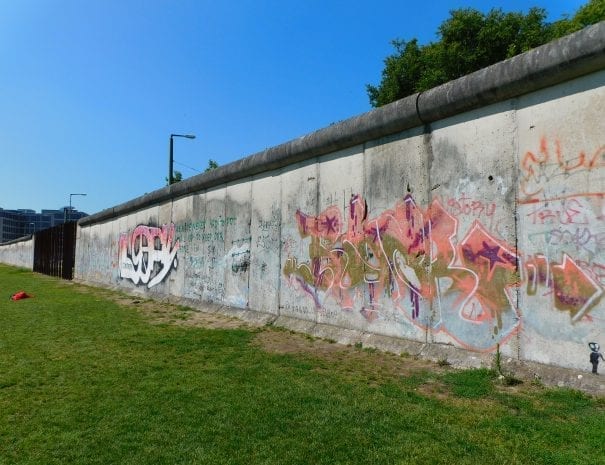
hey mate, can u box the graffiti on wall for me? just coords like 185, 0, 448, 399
174, 214, 251, 307
177, 216, 236, 255
520, 137, 605, 203
519, 138, 605, 324
283, 137, 605, 352
118, 223, 180, 288
283, 194, 522, 350
524, 254, 602, 322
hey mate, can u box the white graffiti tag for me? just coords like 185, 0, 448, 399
118, 224, 180, 288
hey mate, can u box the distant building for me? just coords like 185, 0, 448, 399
0, 207, 88, 243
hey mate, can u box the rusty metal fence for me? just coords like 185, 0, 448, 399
33, 222, 77, 280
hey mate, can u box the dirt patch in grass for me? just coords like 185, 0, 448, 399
118, 297, 248, 329
416, 379, 453, 400
252, 330, 345, 356
251, 330, 511, 404
64, 281, 250, 329
63, 281, 586, 399
67, 283, 451, 389
252, 328, 452, 379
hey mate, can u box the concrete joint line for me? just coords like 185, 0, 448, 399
415, 92, 427, 126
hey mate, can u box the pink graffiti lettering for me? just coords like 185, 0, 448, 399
525, 198, 590, 226
285, 192, 605, 351
283, 194, 522, 351
118, 224, 180, 288
445, 194, 496, 218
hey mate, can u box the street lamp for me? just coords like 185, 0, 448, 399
65, 193, 87, 222
169, 134, 196, 185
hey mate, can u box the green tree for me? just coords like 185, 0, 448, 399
367, 1, 605, 107
204, 159, 219, 172
550, 0, 605, 36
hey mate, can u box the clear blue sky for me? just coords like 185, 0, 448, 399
0, 0, 585, 215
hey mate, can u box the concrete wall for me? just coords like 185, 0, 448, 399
76, 23, 605, 371
0, 236, 34, 269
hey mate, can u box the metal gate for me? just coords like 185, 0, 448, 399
33, 222, 77, 280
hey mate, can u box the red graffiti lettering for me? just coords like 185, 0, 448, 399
525, 198, 589, 226
520, 137, 605, 201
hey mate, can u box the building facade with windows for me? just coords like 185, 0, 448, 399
0, 207, 88, 243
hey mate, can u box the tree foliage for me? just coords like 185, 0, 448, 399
204, 159, 219, 172
166, 159, 219, 185
550, 0, 605, 36
367, 0, 605, 107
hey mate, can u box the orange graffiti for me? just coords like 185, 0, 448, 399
526, 254, 603, 322
520, 137, 605, 201
285, 192, 604, 351
284, 194, 523, 351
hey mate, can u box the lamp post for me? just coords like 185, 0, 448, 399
169, 134, 196, 185
66, 193, 87, 223
29, 222, 35, 234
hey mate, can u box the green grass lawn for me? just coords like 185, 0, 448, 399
0, 264, 603, 465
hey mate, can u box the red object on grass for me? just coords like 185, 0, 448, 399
11, 291, 31, 301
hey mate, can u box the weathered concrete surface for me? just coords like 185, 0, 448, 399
516, 69, 605, 370
249, 172, 282, 315
0, 236, 34, 269
223, 181, 252, 308
75, 24, 605, 375
279, 159, 318, 323
75, 219, 119, 286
